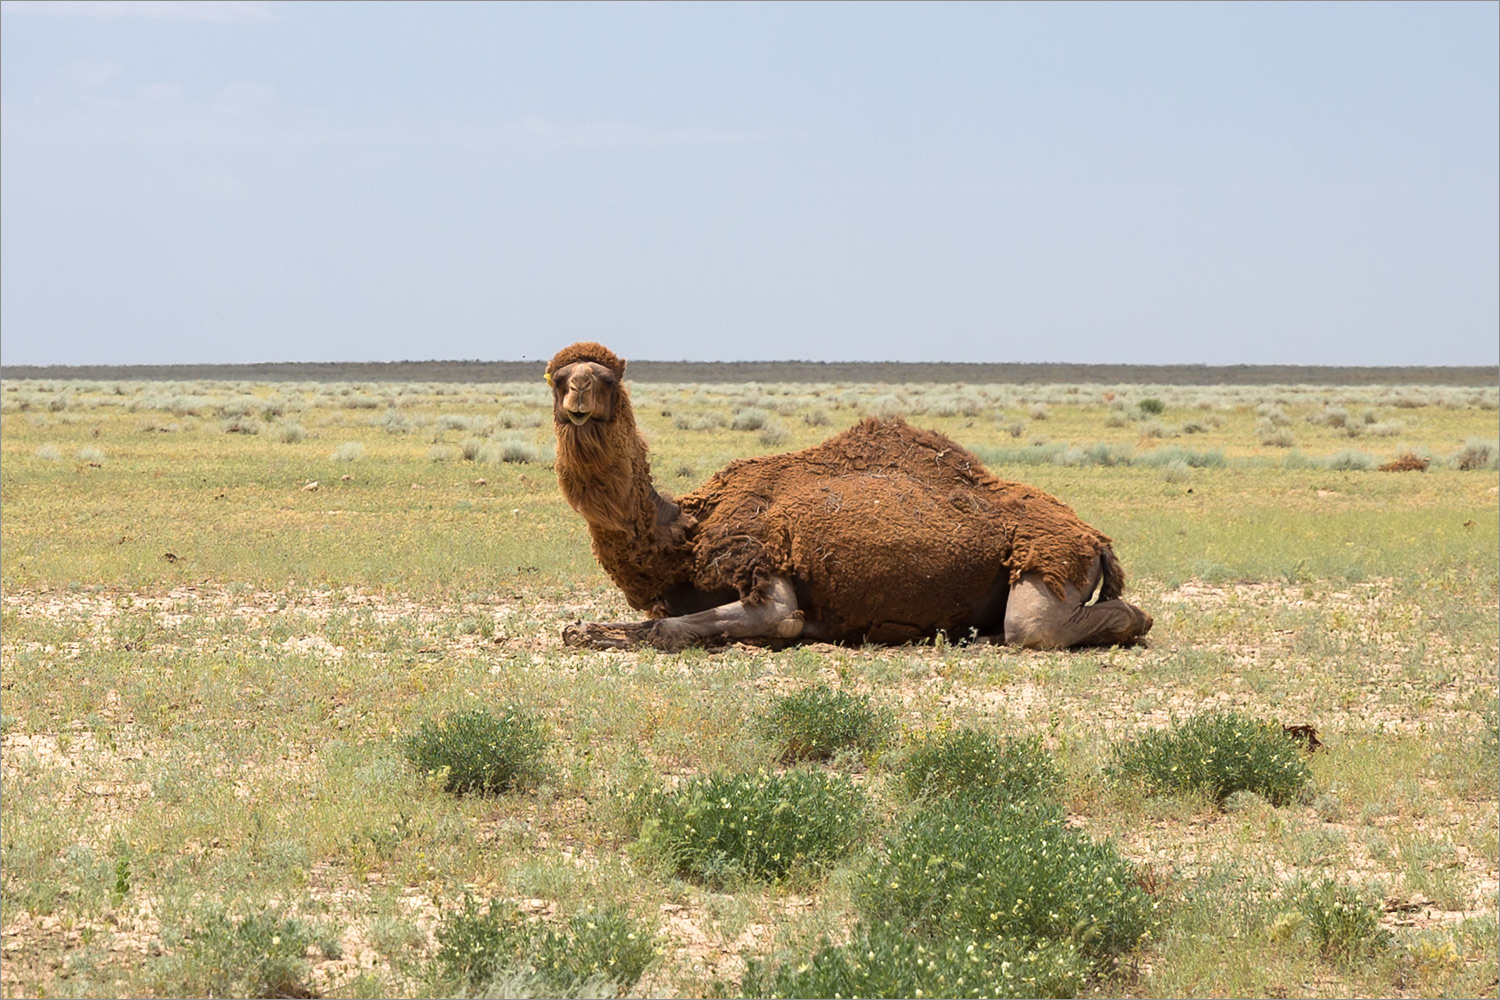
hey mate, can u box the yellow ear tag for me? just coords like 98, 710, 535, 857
544, 372, 553, 386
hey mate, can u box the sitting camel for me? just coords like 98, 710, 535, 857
547, 342, 1152, 651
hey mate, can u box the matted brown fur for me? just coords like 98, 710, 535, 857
549, 342, 1124, 643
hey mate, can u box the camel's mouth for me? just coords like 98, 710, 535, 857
566, 411, 591, 426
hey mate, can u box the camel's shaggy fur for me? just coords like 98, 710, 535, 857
547, 342, 1151, 649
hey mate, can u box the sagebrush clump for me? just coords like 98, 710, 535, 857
402, 706, 548, 794
1110, 711, 1311, 806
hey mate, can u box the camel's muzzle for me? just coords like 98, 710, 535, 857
567, 411, 591, 426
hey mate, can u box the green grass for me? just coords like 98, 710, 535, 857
0, 376, 1495, 998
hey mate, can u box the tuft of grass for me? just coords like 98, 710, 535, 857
639, 768, 868, 885
758, 685, 890, 763
1110, 712, 1311, 806
277, 422, 305, 443
433, 897, 656, 997
897, 728, 1061, 803
35, 444, 61, 460
402, 706, 549, 795
330, 441, 365, 462
76, 446, 105, 463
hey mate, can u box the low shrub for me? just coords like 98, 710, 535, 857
759, 685, 890, 763
1292, 878, 1391, 958
160, 910, 337, 1000
76, 446, 105, 464
730, 407, 770, 431
219, 416, 262, 435
330, 441, 365, 462
855, 799, 1156, 968
1453, 438, 1498, 471
434, 898, 656, 996
743, 918, 1087, 1000
1110, 711, 1311, 806
1136, 446, 1226, 469
35, 444, 61, 460
758, 420, 789, 446
1325, 449, 1376, 471
403, 706, 549, 794
277, 422, 305, 443
639, 768, 868, 885
479, 436, 544, 464
1137, 397, 1165, 415
897, 728, 1061, 803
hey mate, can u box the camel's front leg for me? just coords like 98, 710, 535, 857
563, 577, 805, 651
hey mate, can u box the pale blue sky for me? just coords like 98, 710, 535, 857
2, 1, 1496, 366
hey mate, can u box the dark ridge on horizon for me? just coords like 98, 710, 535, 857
1, 359, 1495, 387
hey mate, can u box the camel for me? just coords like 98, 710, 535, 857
547, 342, 1152, 651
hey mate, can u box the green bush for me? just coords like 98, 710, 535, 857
161, 911, 336, 999
743, 919, 1088, 999
1293, 878, 1391, 958
759, 685, 890, 762
1138, 397, 1166, 415
640, 768, 869, 885
403, 706, 548, 794
856, 799, 1156, 968
435, 897, 656, 996
897, 728, 1061, 803
1110, 711, 1311, 806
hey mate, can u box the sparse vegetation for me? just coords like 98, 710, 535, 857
0, 373, 1494, 998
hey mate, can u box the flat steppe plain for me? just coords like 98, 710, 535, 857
2, 377, 1496, 998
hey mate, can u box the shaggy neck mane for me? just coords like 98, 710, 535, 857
553, 386, 680, 547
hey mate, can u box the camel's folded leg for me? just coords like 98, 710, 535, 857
1004, 564, 1153, 650
563, 577, 806, 651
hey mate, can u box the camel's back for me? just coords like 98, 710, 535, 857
679, 417, 988, 509
677, 416, 1114, 634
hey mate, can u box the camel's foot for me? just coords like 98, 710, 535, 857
562, 620, 689, 651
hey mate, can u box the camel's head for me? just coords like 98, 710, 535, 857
546, 342, 626, 428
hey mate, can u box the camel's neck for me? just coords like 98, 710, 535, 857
554, 398, 683, 552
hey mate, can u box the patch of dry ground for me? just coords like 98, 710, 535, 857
2, 579, 1496, 997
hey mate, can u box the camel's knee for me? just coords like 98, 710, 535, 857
1002, 574, 1075, 649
